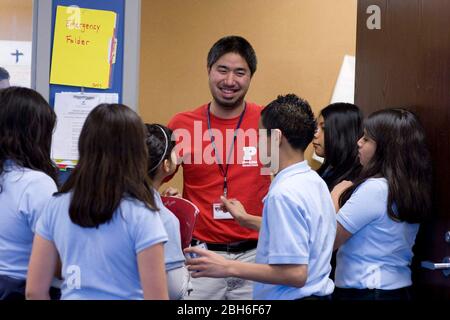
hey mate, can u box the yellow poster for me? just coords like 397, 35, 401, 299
50, 6, 117, 89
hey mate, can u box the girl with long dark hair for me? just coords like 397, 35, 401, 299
312, 103, 363, 281
0, 87, 58, 300
332, 108, 432, 300
313, 103, 363, 190
26, 104, 169, 300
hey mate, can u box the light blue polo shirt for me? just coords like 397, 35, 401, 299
36, 192, 168, 300
336, 178, 419, 290
0, 161, 57, 280
153, 191, 185, 271
253, 161, 336, 300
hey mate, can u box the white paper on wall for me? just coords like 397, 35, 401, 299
331, 54, 356, 104
51, 92, 119, 167
313, 55, 356, 165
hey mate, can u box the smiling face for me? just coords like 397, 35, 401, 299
208, 52, 251, 111
312, 115, 325, 157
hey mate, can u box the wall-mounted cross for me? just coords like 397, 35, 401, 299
11, 49, 24, 63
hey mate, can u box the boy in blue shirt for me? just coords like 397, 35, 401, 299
185, 94, 336, 300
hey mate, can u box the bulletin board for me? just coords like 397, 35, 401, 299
48, 0, 125, 183
49, 0, 125, 107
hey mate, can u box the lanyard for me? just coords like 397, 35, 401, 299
206, 103, 247, 197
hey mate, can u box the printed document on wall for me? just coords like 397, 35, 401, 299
51, 92, 119, 167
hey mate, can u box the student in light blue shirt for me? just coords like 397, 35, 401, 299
0, 87, 58, 300
331, 108, 432, 300
145, 123, 189, 300
26, 104, 169, 300
185, 94, 336, 300
312, 103, 363, 282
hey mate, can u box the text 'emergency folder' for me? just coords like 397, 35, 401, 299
50, 5, 117, 89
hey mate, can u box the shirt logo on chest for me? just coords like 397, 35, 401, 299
242, 146, 258, 167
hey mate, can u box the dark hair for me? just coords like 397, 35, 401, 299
317, 103, 363, 190
207, 36, 257, 76
145, 123, 175, 179
340, 108, 432, 223
261, 94, 316, 151
0, 67, 10, 81
59, 104, 156, 228
0, 87, 58, 189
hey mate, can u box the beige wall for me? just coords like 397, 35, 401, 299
139, 0, 357, 189
0, 0, 33, 41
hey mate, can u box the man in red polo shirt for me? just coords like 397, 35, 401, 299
167, 36, 271, 300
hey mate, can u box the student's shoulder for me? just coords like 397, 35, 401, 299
120, 198, 167, 237
168, 104, 208, 128
23, 168, 53, 181
278, 166, 321, 189
121, 196, 149, 210
272, 170, 327, 202
44, 192, 70, 213
14, 167, 57, 191
265, 187, 308, 220
358, 177, 388, 194
266, 182, 295, 204
120, 197, 160, 220
350, 178, 388, 206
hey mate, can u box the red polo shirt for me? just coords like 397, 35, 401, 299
168, 102, 271, 243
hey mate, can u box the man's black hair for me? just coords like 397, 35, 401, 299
207, 36, 257, 76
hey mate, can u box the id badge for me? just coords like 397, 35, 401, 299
213, 202, 233, 220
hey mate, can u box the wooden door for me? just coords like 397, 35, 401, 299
355, 0, 450, 299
